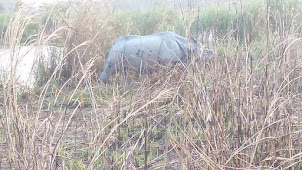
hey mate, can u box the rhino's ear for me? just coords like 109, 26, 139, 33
190, 37, 197, 44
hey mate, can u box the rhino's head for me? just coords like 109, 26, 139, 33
191, 39, 214, 61
100, 71, 110, 84
100, 63, 116, 84
202, 49, 214, 61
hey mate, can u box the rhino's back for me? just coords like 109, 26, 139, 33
109, 32, 187, 64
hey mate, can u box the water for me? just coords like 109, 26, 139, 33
0, 45, 62, 88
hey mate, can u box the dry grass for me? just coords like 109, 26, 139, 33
0, 1, 301, 169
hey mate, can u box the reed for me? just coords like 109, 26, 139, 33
0, 0, 301, 169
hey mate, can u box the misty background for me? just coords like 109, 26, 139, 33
1, 0, 237, 13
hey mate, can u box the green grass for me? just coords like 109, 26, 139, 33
0, 13, 13, 42
0, 13, 12, 27
1, 0, 302, 169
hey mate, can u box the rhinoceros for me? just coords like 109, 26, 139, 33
100, 32, 213, 83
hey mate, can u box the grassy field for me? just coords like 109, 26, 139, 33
0, 0, 302, 169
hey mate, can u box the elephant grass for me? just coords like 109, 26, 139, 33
0, 0, 302, 169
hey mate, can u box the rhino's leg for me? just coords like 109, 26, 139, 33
156, 56, 168, 81
120, 67, 128, 83
118, 54, 128, 83
162, 67, 167, 78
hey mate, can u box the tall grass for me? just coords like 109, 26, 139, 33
0, 0, 302, 169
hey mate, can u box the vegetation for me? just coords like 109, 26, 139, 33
0, 0, 301, 169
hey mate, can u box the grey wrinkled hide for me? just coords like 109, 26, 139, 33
100, 32, 213, 83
